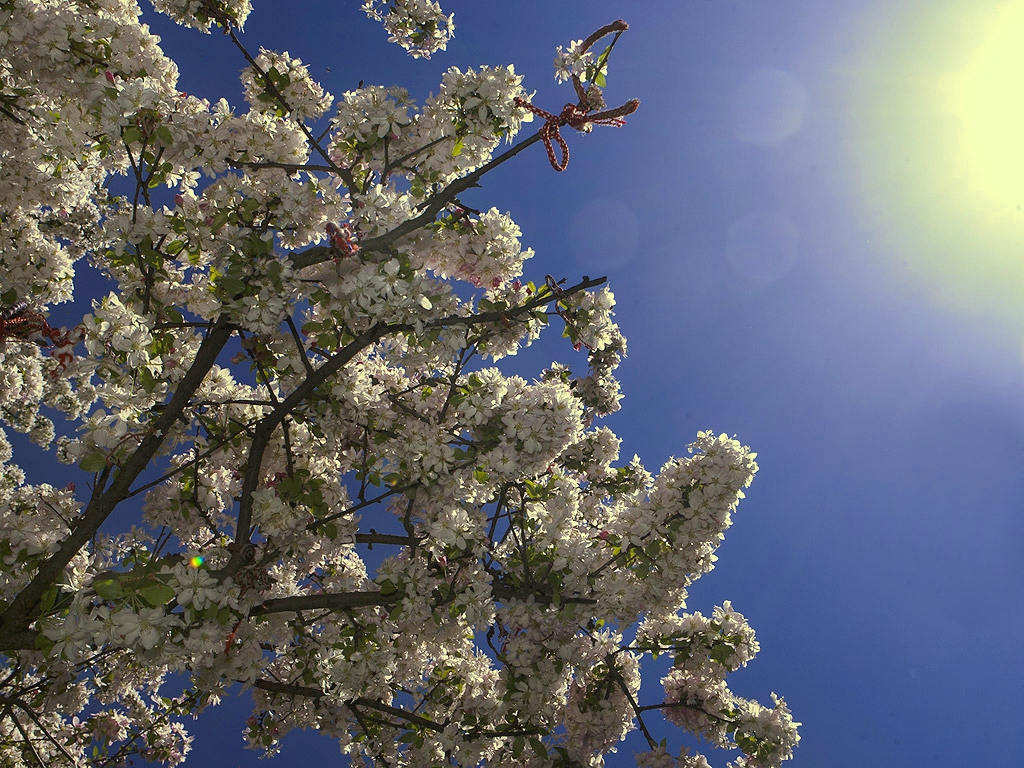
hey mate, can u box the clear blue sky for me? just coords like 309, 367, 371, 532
102, 0, 1024, 764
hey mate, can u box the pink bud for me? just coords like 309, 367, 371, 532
492, 277, 501, 288
174, 194, 184, 206
512, 279, 521, 291
104, 70, 116, 84
598, 530, 610, 540
64, 482, 76, 492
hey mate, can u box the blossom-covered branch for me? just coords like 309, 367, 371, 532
0, 1, 798, 766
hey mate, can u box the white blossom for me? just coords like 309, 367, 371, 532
0, 3, 797, 767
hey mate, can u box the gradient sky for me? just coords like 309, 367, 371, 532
67, 0, 1023, 765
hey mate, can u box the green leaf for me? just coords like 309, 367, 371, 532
451, 137, 464, 157
209, 210, 231, 232
80, 452, 108, 473
512, 736, 525, 758
595, 71, 607, 88
217, 276, 246, 297
139, 583, 176, 607
137, 365, 158, 393
267, 67, 289, 89
39, 585, 58, 614
156, 125, 174, 145
736, 732, 759, 753
122, 125, 141, 145
34, 631, 55, 656
93, 578, 123, 601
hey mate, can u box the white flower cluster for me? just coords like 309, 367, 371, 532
0, 210, 77, 305
655, 604, 799, 768
636, 744, 713, 768
0, 3, 798, 767
143, 450, 241, 547
418, 207, 533, 288
240, 49, 333, 122
563, 641, 640, 762
83, 294, 157, 372
0, 484, 79, 582
150, 0, 252, 32
0, 0, 178, 318
554, 38, 596, 83
560, 285, 618, 351
362, 0, 454, 59
0, 346, 45, 436
251, 486, 308, 538
329, 85, 415, 181
338, 85, 414, 144
638, 602, 760, 674
435, 65, 532, 141
329, 66, 531, 190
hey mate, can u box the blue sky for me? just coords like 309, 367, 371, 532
83, 0, 1024, 765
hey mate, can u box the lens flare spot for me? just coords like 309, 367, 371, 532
725, 209, 800, 282
731, 68, 808, 146
189, 555, 205, 568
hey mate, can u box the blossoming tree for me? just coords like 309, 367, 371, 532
0, 0, 800, 765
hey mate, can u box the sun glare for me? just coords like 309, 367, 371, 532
845, 1, 1024, 319
953, 5, 1024, 212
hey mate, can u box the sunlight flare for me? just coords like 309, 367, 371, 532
845, 0, 1024, 318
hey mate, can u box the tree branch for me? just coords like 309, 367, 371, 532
225, 321, 392, 575
225, 274, 603, 576
251, 680, 444, 732
0, 317, 234, 649
354, 533, 418, 547
288, 131, 545, 270
250, 589, 399, 616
